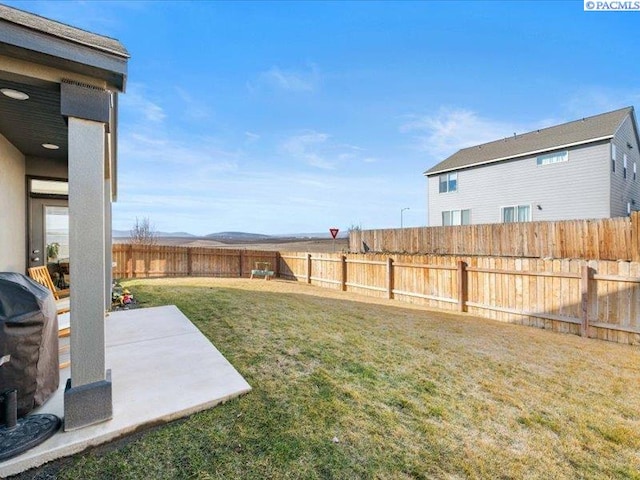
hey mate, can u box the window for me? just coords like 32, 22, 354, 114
438, 172, 457, 193
624, 154, 628, 179
536, 151, 568, 166
45, 206, 69, 260
502, 205, 531, 223
612, 144, 617, 173
442, 209, 470, 226
30, 179, 68, 196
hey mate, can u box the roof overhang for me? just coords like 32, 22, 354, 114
424, 135, 614, 177
0, 6, 128, 200
0, 18, 128, 92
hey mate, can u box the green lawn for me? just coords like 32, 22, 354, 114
39, 278, 640, 479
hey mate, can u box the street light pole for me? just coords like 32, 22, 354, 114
400, 207, 410, 229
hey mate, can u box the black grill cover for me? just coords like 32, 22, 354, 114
0, 272, 59, 417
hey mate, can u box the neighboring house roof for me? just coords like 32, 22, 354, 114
0, 4, 129, 58
425, 106, 634, 176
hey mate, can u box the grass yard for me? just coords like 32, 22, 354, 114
31, 277, 640, 479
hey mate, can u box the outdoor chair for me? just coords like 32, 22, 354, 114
250, 262, 274, 280
27, 265, 70, 316
27, 267, 70, 367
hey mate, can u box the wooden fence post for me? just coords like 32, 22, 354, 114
306, 253, 312, 284
239, 250, 244, 278
457, 260, 467, 312
632, 212, 640, 262
187, 248, 193, 276
387, 257, 394, 299
341, 255, 347, 291
581, 265, 592, 337
275, 252, 281, 279
126, 244, 133, 278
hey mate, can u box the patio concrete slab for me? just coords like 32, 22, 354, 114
0, 305, 252, 477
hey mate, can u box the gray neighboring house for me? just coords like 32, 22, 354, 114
424, 107, 640, 226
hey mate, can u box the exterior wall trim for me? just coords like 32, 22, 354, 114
425, 135, 614, 176
0, 21, 127, 90
61, 81, 111, 126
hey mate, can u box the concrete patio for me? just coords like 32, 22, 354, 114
0, 305, 252, 477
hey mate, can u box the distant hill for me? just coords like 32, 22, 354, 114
112, 230, 196, 238
283, 231, 348, 239
205, 231, 348, 241
205, 232, 272, 241
113, 229, 348, 241
162, 231, 197, 237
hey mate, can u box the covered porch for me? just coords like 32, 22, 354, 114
0, 4, 129, 432
0, 5, 251, 474
0, 305, 251, 477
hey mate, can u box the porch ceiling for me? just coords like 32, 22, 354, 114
0, 73, 67, 162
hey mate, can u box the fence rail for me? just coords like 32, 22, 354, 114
110, 244, 640, 345
112, 244, 279, 278
349, 213, 640, 261
278, 252, 640, 345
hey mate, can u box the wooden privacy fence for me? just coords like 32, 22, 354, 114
110, 244, 640, 345
349, 213, 640, 261
279, 252, 640, 345
112, 244, 279, 278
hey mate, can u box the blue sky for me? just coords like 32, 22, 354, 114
7, 1, 640, 235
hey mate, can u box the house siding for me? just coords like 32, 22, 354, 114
610, 115, 640, 217
0, 133, 26, 272
428, 141, 611, 226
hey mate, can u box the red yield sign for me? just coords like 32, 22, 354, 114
329, 228, 339, 239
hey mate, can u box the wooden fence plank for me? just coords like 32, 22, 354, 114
581, 265, 590, 337
111, 244, 640, 345
350, 216, 636, 260
457, 260, 467, 312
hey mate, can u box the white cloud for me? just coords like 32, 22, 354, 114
120, 131, 240, 169
279, 131, 380, 170
280, 131, 334, 169
118, 83, 240, 171
174, 86, 212, 121
244, 131, 261, 142
282, 131, 330, 155
563, 87, 640, 118
113, 81, 416, 234
401, 96, 640, 163
249, 64, 320, 93
400, 108, 533, 160
113, 159, 428, 234
120, 83, 166, 123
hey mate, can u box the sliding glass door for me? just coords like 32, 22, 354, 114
28, 178, 69, 286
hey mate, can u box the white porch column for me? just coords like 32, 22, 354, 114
62, 82, 113, 431
105, 178, 113, 310
68, 116, 106, 385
